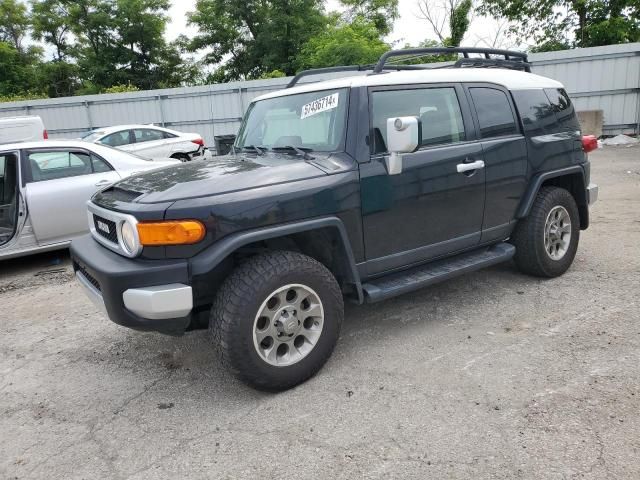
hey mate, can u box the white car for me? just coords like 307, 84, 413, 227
0, 116, 48, 144
0, 140, 180, 260
81, 124, 206, 162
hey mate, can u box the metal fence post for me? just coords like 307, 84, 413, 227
157, 95, 165, 127
84, 101, 93, 130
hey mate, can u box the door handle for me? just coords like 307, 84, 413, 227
456, 160, 485, 173
95, 179, 111, 187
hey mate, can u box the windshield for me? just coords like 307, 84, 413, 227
82, 131, 105, 142
236, 88, 348, 153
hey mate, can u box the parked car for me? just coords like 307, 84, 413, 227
81, 124, 206, 162
0, 116, 48, 144
71, 47, 598, 391
0, 140, 180, 260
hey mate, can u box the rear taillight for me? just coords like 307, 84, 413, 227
582, 135, 597, 153
192, 138, 204, 146
43, 129, 48, 139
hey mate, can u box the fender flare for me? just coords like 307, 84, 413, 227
515, 165, 586, 219
189, 217, 364, 304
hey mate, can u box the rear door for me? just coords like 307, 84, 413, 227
130, 128, 171, 158
465, 85, 528, 243
359, 84, 486, 275
22, 148, 121, 244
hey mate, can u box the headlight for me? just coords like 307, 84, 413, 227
120, 221, 138, 254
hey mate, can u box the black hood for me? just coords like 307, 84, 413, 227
98, 153, 340, 204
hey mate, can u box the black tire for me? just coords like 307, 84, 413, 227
511, 186, 580, 278
209, 251, 344, 391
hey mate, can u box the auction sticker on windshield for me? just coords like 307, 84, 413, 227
301, 93, 339, 119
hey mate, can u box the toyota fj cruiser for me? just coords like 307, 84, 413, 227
71, 47, 599, 391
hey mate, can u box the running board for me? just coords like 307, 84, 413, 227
362, 243, 515, 303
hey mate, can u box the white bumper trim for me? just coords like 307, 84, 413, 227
76, 271, 107, 316
587, 183, 598, 205
122, 284, 193, 320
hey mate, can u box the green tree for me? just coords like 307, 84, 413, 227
0, 41, 34, 96
187, 0, 327, 80
0, 0, 30, 52
417, 0, 474, 47
339, 0, 399, 36
31, 0, 72, 60
31, 0, 194, 92
296, 18, 389, 70
479, 0, 640, 49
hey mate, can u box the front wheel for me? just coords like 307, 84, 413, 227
210, 251, 343, 391
511, 186, 580, 278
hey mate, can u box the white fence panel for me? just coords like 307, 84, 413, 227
1, 43, 638, 145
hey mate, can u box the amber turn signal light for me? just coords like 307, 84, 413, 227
137, 220, 206, 246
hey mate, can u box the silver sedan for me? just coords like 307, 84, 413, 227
0, 140, 180, 260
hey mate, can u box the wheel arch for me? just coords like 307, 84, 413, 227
189, 217, 364, 304
516, 166, 589, 230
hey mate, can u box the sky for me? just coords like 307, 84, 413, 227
166, 0, 514, 51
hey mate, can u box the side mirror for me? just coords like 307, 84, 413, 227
385, 116, 420, 175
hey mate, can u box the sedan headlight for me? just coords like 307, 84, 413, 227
120, 221, 139, 254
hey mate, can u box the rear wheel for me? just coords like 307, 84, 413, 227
511, 186, 580, 278
171, 153, 190, 162
210, 251, 343, 391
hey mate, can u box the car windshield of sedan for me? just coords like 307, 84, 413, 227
235, 88, 348, 153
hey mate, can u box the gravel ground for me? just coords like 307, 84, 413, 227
1, 146, 639, 480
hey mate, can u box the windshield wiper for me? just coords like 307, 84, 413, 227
271, 145, 315, 160
241, 145, 266, 156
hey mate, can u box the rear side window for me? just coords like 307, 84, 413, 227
92, 156, 113, 173
544, 88, 580, 131
370, 87, 466, 154
512, 89, 557, 135
469, 87, 518, 138
134, 129, 165, 143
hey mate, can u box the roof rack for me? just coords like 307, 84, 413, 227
286, 63, 426, 89
286, 46, 531, 88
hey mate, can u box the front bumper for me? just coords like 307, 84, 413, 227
70, 235, 193, 335
587, 183, 598, 205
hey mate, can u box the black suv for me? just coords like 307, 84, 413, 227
71, 48, 598, 391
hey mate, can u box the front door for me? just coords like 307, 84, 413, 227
22, 148, 121, 244
360, 84, 486, 275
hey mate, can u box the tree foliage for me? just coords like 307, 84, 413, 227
479, 0, 640, 50
0, 0, 30, 52
339, 0, 399, 36
187, 0, 327, 80
296, 17, 389, 70
417, 0, 474, 47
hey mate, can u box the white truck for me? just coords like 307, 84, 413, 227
0, 116, 48, 144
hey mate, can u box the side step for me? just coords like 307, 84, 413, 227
362, 242, 515, 303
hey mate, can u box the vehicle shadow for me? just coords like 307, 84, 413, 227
0, 249, 71, 280
98, 261, 530, 398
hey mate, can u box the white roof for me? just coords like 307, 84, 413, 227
0, 139, 94, 151
87, 124, 174, 134
255, 69, 564, 102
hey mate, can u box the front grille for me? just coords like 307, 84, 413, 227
93, 215, 118, 244
75, 262, 101, 292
